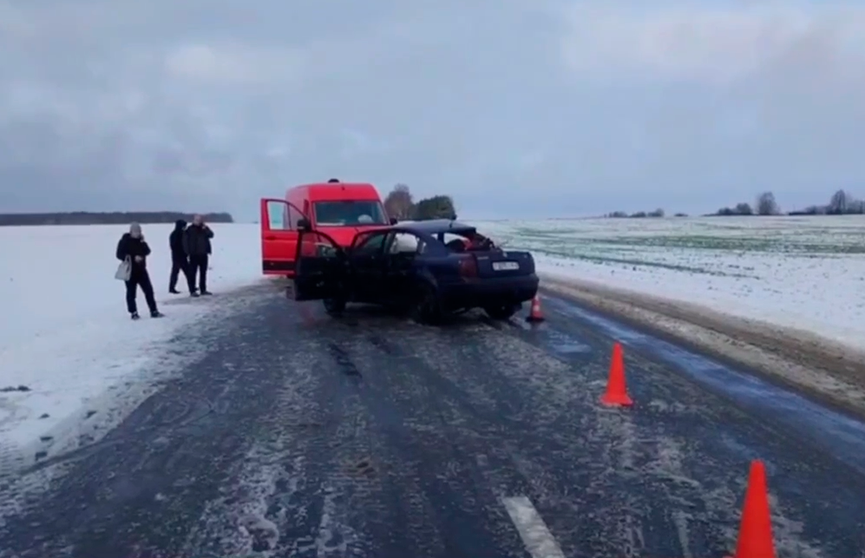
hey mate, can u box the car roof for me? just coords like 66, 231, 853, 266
393, 219, 476, 235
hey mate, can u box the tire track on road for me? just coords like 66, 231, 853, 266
0, 295, 294, 558
180, 313, 447, 558
404, 321, 697, 558
180, 344, 333, 558
4, 291, 865, 558
319, 322, 521, 558
495, 299, 864, 558
0, 283, 278, 533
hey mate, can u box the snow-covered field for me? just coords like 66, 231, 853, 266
0, 223, 264, 465
478, 215, 865, 351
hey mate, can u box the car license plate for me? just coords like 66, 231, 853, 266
493, 261, 519, 271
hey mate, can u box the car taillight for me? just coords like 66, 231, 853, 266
458, 255, 478, 278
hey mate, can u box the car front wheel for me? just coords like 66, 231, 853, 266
411, 284, 443, 325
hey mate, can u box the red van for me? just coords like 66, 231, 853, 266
259, 179, 393, 276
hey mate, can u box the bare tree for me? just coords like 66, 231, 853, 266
755, 191, 779, 215
828, 189, 849, 214
734, 202, 753, 215
384, 183, 414, 221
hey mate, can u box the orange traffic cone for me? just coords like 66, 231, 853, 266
526, 295, 545, 323
600, 342, 633, 406
729, 460, 776, 558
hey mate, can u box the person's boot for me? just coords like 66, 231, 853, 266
190, 290, 200, 298
131, 312, 140, 320
150, 310, 164, 318
169, 288, 181, 294
201, 290, 213, 296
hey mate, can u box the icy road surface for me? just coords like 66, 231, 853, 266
1, 283, 865, 558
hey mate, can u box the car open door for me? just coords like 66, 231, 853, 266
293, 230, 345, 301
260, 198, 306, 276
347, 229, 390, 302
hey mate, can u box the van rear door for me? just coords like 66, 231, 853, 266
260, 198, 306, 276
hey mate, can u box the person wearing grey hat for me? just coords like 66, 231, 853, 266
116, 223, 164, 319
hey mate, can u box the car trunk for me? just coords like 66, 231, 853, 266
470, 250, 535, 278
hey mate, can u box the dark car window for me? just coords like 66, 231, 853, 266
313, 201, 388, 226
353, 232, 387, 256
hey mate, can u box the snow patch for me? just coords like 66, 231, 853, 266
478, 215, 865, 353
0, 223, 266, 470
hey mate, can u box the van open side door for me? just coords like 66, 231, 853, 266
293, 230, 346, 301
260, 198, 306, 276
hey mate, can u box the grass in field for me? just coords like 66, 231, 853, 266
489, 220, 865, 279
570, 235, 865, 254
506, 225, 865, 255
528, 246, 757, 278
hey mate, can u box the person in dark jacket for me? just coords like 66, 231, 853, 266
183, 214, 214, 295
116, 223, 163, 319
168, 219, 197, 296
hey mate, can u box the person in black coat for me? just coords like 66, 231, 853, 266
168, 219, 197, 296
116, 223, 164, 319
183, 214, 215, 295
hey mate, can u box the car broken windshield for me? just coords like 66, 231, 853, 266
440, 231, 496, 252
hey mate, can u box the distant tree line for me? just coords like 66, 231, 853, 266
0, 211, 234, 227
711, 190, 865, 217
605, 208, 676, 219
383, 184, 457, 221
604, 189, 865, 219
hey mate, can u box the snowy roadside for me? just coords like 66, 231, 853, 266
0, 224, 267, 473
538, 270, 865, 418
479, 215, 865, 352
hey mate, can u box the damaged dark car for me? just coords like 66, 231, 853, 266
290, 219, 540, 324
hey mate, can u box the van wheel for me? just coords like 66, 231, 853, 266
323, 297, 346, 316
411, 284, 443, 325
484, 304, 518, 320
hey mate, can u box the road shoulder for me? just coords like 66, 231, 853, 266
540, 273, 865, 420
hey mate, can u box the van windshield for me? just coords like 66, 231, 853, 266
313, 200, 389, 227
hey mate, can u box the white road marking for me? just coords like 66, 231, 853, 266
502, 496, 566, 558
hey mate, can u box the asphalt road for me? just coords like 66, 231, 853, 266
2, 283, 865, 558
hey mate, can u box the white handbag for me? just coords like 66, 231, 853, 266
115, 257, 132, 281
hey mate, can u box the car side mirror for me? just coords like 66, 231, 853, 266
297, 218, 311, 231
389, 217, 398, 225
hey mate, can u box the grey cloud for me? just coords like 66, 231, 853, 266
1, 0, 864, 220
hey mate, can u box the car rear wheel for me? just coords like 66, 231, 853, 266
323, 297, 346, 316
484, 303, 518, 320
411, 284, 443, 325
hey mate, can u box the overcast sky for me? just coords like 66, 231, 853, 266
2, 0, 864, 220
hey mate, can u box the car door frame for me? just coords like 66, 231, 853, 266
381, 230, 427, 306
293, 229, 347, 301
260, 198, 307, 276
348, 229, 391, 303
